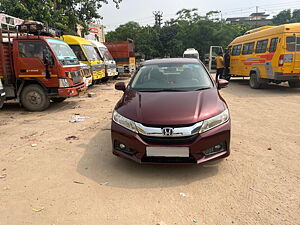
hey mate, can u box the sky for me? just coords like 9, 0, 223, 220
97, 0, 300, 31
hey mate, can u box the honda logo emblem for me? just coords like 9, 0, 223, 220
162, 127, 174, 136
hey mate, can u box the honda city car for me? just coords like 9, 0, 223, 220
111, 58, 230, 164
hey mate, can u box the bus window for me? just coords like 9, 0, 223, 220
242, 42, 255, 55
286, 36, 300, 51
232, 45, 242, 56
269, 38, 278, 52
255, 40, 268, 53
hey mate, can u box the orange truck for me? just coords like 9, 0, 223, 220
104, 39, 136, 75
0, 14, 86, 111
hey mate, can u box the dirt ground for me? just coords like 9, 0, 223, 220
0, 77, 299, 225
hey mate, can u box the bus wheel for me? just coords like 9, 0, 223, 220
288, 80, 300, 88
20, 84, 50, 111
51, 97, 67, 103
249, 72, 262, 89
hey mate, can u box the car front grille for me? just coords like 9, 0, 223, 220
139, 134, 199, 144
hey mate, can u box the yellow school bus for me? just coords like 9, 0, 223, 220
229, 23, 300, 88
61, 35, 105, 83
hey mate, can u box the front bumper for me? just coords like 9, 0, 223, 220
58, 83, 87, 97
111, 121, 231, 164
92, 70, 105, 80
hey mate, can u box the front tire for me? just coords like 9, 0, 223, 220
20, 84, 50, 111
0, 97, 4, 109
288, 80, 300, 88
51, 97, 67, 103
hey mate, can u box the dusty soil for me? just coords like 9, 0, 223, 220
0, 77, 299, 225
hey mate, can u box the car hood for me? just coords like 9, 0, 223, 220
116, 89, 227, 125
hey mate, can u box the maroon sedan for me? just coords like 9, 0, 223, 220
111, 58, 230, 164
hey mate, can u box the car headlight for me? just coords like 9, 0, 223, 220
59, 78, 70, 88
113, 111, 137, 133
199, 109, 230, 133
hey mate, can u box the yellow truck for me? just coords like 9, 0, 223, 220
228, 23, 300, 88
61, 35, 105, 84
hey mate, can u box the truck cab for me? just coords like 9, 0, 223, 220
0, 14, 86, 111
89, 40, 118, 79
61, 35, 105, 84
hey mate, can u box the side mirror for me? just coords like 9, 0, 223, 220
115, 82, 126, 91
218, 79, 229, 89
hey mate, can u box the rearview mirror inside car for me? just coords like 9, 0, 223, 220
115, 82, 126, 91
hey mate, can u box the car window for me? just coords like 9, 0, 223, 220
130, 63, 212, 91
255, 39, 268, 53
18, 41, 50, 60
69, 45, 87, 61
269, 38, 278, 52
242, 42, 255, 55
286, 36, 300, 51
232, 45, 242, 56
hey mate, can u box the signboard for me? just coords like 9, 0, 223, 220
89, 27, 99, 34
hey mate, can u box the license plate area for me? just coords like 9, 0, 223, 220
146, 147, 189, 157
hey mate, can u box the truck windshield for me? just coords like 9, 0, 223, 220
46, 39, 79, 65
130, 63, 212, 91
82, 45, 102, 61
99, 47, 114, 61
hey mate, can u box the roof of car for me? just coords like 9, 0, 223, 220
142, 58, 201, 66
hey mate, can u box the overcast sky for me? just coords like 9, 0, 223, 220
98, 0, 300, 31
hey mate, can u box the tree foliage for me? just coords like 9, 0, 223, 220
106, 9, 256, 59
0, 0, 121, 33
272, 9, 300, 25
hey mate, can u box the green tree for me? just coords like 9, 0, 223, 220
272, 9, 292, 25
106, 8, 258, 59
0, 0, 121, 33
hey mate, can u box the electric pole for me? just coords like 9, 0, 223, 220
153, 11, 163, 27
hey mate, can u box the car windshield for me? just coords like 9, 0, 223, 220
46, 39, 78, 63
82, 45, 102, 61
99, 47, 114, 60
130, 63, 212, 91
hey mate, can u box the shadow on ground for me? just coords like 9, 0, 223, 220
225, 78, 300, 97
77, 123, 221, 189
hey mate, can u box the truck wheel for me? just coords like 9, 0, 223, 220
101, 77, 109, 82
0, 98, 4, 109
20, 84, 50, 111
288, 80, 300, 88
51, 97, 67, 103
249, 72, 262, 89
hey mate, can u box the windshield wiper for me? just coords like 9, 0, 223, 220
193, 87, 211, 91
137, 88, 189, 92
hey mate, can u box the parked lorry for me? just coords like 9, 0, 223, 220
104, 39, 136, 75
0, 14, 86, 111
61, 35, 106, 83
89, 40, 118, 80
